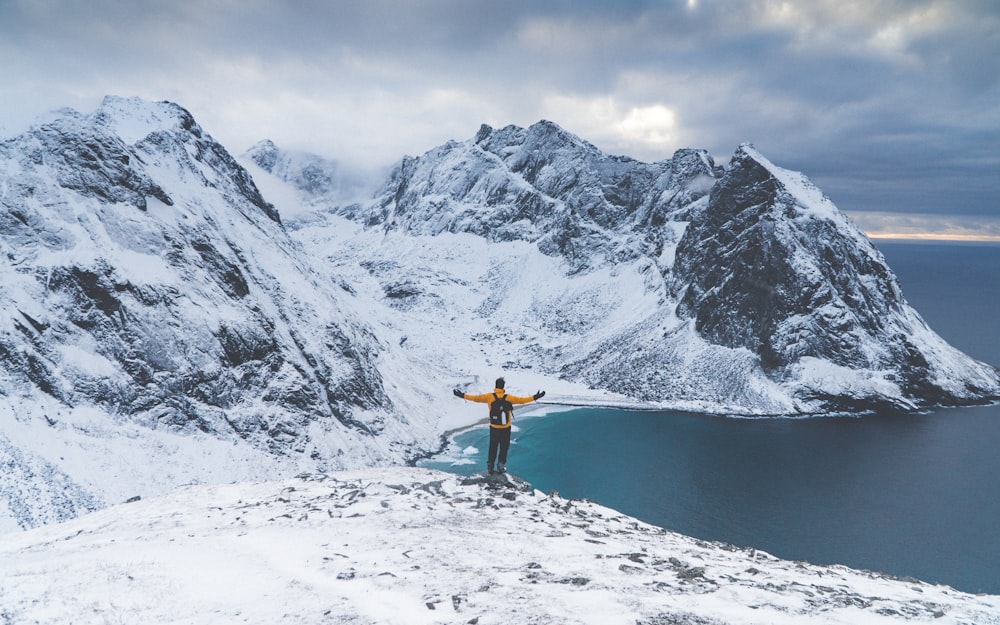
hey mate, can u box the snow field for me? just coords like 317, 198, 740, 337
2, 467, 998, 625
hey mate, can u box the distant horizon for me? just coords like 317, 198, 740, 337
848, 211, 1000, 243
865, 233, 1000, 243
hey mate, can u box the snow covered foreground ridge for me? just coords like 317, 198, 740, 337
3, 467, 998, 625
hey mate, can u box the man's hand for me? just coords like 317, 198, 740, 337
453, 389, 464, 398
533, 390, 546, 400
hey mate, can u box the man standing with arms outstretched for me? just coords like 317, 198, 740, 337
453, 377, 545, 475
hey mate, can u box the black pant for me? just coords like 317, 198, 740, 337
487, 426, 511, 468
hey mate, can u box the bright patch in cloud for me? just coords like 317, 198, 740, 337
540, 95, 679, 161
848, 211, 1000, 242
620, 104, 677, 146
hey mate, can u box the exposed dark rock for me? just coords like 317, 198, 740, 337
671, 144, 998, 409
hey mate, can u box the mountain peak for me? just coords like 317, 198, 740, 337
474, 123, 493, 144
669, 142, 995, 409
244, 139, 281, 172
473, 119, 603, 160
239, 139, 368, 202
730, 142, 839, 222
351, 118, 704, 268
529, 118, 573, 136
92, 96, 202, 145
0, 97, 423, 529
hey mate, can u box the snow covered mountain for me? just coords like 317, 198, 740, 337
274, 121, 1000, 414
2, 96, 998, 534
0, 97, 441, 530
3, 97, 999, 620
3, 466, 998, 625
672, 145, 1000, 411
335, 121, 716, 272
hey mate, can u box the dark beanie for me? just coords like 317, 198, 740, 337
495, 377, 505, 389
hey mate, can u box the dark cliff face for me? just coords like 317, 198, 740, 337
674, 145, 897, 368
0, 97, 390, 453
670, 145, 994, 408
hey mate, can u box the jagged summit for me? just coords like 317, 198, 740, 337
93, 96, 200, 144
474, 119, 608, 162
245, 138, 281, 170
10, 96, 279, 222
336, 120, 719, 274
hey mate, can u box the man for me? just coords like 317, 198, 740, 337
453, 377, 545, 474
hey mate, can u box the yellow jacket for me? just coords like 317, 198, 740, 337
460, 387, 536, 429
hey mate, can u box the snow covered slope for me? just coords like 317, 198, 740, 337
2, 467, 997, 625
0, 97, 442, 529
272, 122, 1000, 415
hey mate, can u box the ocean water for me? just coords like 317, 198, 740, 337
422, 241, 1000, 595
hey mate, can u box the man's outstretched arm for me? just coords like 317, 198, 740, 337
453, 389, 498, 403
506, 390, 545, 404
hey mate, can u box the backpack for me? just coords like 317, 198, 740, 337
489, 392, 512, 426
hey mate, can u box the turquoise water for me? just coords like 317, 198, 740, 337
422, 241, 1000, 594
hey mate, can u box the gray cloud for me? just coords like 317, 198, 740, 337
1, 0, 997, 232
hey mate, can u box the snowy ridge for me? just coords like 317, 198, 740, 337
2, 467, 997, 625
277, 124, 999, 416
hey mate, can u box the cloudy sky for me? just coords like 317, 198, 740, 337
1, 0, 997, 239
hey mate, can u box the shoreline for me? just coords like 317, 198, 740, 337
415, 393, 1000, 469
419, 396, 666, 466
